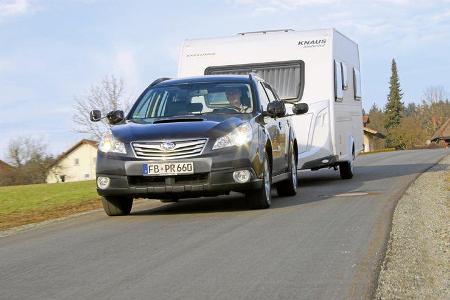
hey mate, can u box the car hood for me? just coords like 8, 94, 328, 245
111, 114, 252, 143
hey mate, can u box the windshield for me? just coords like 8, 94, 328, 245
129, 82, 254, 120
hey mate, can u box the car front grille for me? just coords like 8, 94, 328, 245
131, 139, 208, 160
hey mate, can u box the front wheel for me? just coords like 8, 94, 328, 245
101, 196, 133, 216
276, 147, 297, 196
246, 154, 271, 209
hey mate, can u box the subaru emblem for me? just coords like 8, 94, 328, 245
160, 142, 176, 151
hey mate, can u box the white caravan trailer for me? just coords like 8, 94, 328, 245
177, 29, 363, 178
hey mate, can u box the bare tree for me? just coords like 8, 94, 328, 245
7, 137, 47, 167
3, 137, 55, 185
421, 86, 449, 133
422, 85, 447, 103
73, 75, 130, 140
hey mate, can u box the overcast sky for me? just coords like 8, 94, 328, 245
1, 0, 449, 159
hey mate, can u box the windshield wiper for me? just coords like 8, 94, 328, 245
153, 116, 205, 124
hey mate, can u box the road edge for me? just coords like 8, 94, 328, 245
375, 154, 449, 298
349, 152, 449, 299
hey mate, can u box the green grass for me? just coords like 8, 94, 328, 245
0, 180, 99, 215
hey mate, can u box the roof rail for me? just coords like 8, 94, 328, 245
237, 29, 294, 36
150, 77, 171, 87
248, 72, 263, 82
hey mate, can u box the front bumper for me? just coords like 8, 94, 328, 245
96, 146, 263, 199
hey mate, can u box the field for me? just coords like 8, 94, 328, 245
0, 180, 101, 231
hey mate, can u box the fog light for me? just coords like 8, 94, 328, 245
233, 170, 251, 183
97, 176, 110, 189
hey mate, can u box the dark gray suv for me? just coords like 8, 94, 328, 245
90, 74, 308, 216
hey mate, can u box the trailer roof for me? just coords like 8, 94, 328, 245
184, 28, 357, 46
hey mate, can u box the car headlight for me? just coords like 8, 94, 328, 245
99, 131, 126, 154
213, 123, 253, 150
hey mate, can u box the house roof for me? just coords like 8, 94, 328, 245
363, 115, 369, 126
49, 139, 98, 168
431, 118, 450, 142
0, 160, 13, 173
364, 127, 385, 138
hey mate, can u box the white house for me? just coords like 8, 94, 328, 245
46, 139, 98, 183
362, 116, 385, 152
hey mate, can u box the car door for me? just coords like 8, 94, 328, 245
258, 82, 282, 175
262, 83, 289, 174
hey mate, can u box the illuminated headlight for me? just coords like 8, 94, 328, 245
212, 123, 252, 150
99, 131, 126, 154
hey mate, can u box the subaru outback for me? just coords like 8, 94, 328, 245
90, 74, 308, 216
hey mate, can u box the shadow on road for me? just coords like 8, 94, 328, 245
130, 162, 448, 216
300, 163, 449, 187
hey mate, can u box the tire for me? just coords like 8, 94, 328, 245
101, 196, 133, 216
339, 152, 355, 179
276, 146, 297, 196
246, 153, 271, 209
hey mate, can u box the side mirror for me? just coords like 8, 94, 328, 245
266, 101, 286, 118
106, 110, 125, 125
90, 110, 102, 122
292, 103, 309, 115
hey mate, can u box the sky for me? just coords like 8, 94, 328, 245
1, 0, 449, 160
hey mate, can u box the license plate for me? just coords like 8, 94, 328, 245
143, 162, 194, 176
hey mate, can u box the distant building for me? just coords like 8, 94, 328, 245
430, 118, 450, 147
0, 160, 14, 186
362, 115, 385, 152
46, 139, 98, 183
0, 160, 13, 174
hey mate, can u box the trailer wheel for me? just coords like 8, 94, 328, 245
101, 196, 133, 216
339, 150, 355, 179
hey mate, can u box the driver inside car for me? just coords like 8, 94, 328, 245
225, 88, 250, 112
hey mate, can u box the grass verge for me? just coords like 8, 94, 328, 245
0, 181, 101, 231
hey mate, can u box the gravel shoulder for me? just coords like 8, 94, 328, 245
376, 154, 450, 299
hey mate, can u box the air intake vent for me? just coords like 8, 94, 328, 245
132, 139, 207, 160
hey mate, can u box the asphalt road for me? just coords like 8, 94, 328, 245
1, 149, 448, 300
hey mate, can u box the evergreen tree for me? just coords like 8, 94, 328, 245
405, 102, 417, 117
384, 59, 405, 147
368, 102, 386, 134
384, 59, 404, 130
369, 102, 382, 114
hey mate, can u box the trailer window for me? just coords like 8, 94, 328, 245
257, 83, 270, 110
353, 68, 362, 100
205, 60, 304, 103
341, 62, 348, 90
263, 83, 277, 102
334, 60, 343, 101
